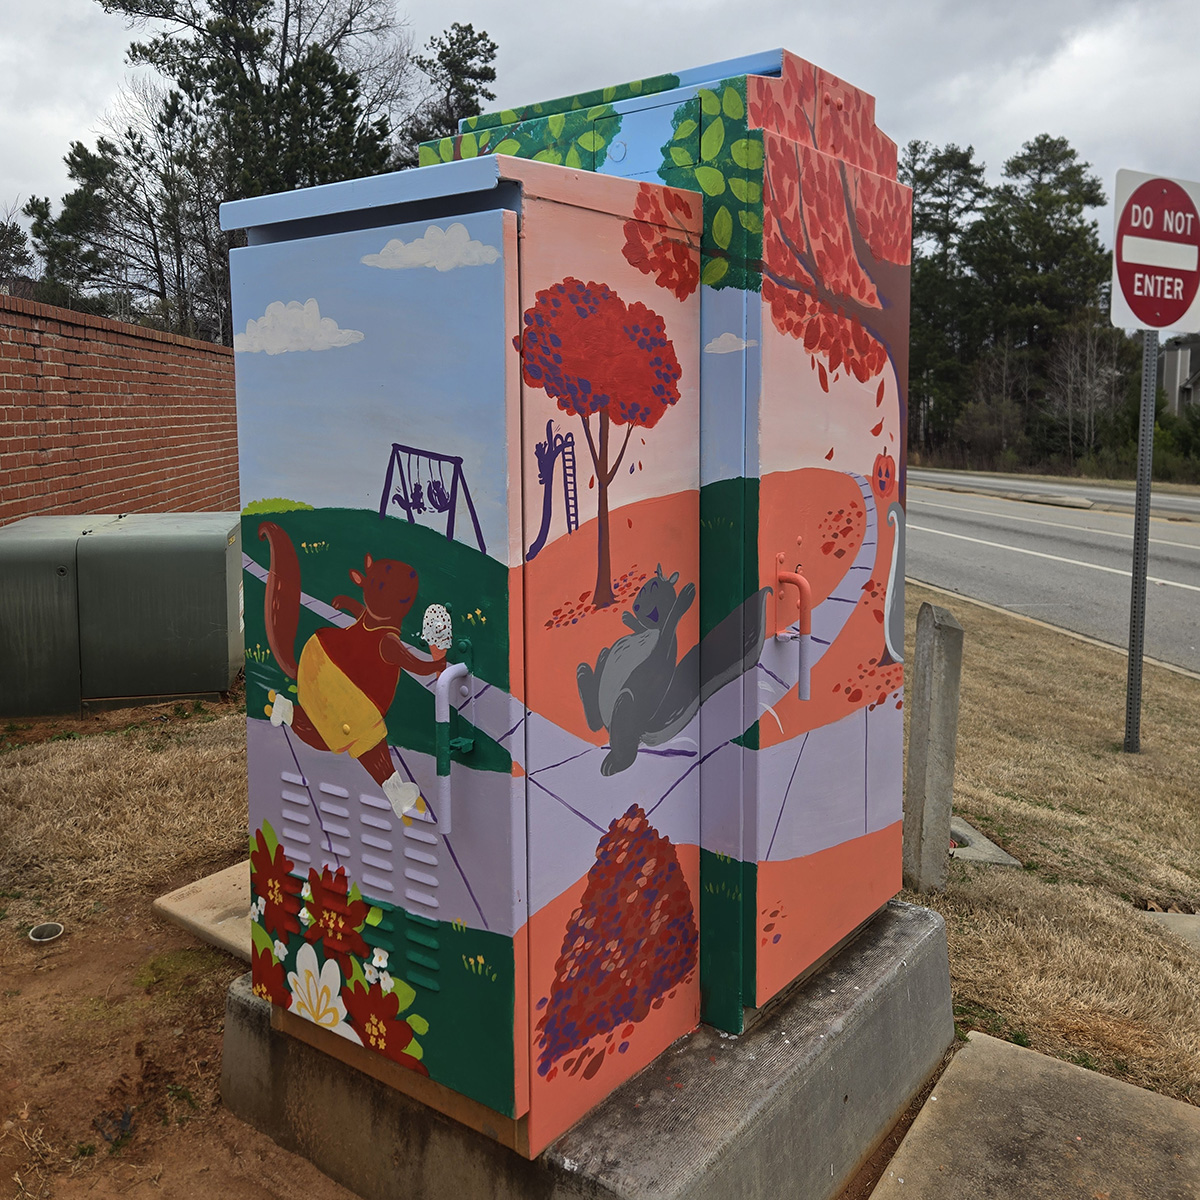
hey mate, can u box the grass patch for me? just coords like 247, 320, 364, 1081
0, 715, 246, 930
906, 583, 1200, 1104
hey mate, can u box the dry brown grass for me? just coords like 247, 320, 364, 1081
904, 582, 1200, 1103
0, 714, 246, 936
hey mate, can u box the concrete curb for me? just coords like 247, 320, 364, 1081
870, 1033, 1200, 1199
222, 900, 954, 1200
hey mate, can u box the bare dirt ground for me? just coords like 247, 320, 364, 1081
3, 584, 1199, 1198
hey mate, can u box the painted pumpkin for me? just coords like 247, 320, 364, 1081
872, 451, 896, 500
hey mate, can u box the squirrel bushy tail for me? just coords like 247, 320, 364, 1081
258, 521, 300, 678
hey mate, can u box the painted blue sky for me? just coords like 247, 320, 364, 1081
231, 210, 510, 556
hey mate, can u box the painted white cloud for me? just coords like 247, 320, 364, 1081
361, 222, 500, 271
704, 332, 758, 354
234, 299, 364, 356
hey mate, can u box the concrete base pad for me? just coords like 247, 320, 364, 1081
153, 860, 250, 962
221, 900, 953, 1200
870, 1033, 1200, 1199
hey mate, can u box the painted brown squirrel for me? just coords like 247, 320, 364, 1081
258, 521, 445, 817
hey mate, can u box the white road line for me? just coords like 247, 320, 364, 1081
908, 495, 1200, 551
906, 524, 1200, 593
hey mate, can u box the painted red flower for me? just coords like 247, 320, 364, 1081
304, 865, 369, 972
251, 944, 289, 1006
250, 828, 302, 940
342, 981, 429, 1075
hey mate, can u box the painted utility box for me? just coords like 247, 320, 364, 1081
222, 159, 706, 1155
421, 50, 912, 1032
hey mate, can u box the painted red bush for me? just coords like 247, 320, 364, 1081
535, 804, 697, 1075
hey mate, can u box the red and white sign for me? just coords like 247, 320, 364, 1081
1111, 170, 1200, 331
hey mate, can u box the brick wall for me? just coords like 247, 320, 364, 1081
0, 295, 238, 525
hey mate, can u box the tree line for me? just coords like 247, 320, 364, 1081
0, 0, 497, 345
901, 136, 1200, 482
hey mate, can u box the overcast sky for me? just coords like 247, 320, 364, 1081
3, 0, 1198, 243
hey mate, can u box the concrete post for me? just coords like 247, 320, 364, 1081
903, 602, 964, 893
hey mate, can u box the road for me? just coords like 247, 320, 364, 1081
909, 468, 1200, 520
904, 475, 1200, 675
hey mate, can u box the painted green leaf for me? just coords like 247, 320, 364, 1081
365, 905, 383, 927
730, 138, 764, 171
250, 920, 276, 957
347, 957, 368, 990
247, 833, 257, 859
699, 88, 720, 116
694, 165, 726, 196
494, 138, 520, 154
701, 256, 729, 285
739, 209, 763, 234
700, 116, 725, 162
577, 130, 603, 153
713, 205, 733, 250
743, 179, 762, 203
566, 145, 583, 169
548, 112, 566, 139
729, 176, 750, 203
348, 881, 364, 906
500, 109, 520, 125
629, 78, 643, 94
259, 819, 279, 857
602, 86, 617, 102
459, 133, 478, 159
586, 105, 610, 121
407, 1013, 430, 1035
723, 86, 745, 121
674, 119, 698, 142
392, 978, 417, 1011
533, 148, 562, 165
670, 145, 693, 167
418, 145, 438, 167
438, 137, 454, 163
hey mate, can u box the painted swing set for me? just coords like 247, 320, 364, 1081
379, 444, 487, 553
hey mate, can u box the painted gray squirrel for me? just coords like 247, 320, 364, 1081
577, 565, 770, 775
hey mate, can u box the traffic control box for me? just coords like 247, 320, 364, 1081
422, 49, 913, 1032
223, 45, 910, 1158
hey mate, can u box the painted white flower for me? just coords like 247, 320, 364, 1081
286, 943, 361, 1043
379, 970, 395, 994
300, 881, 313, 901
371, 948, 389, 970
364, 963, 379, 984
299, 906, 312, 926
273, 939, 288, 962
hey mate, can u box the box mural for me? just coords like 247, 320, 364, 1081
227, 46, 910, 1158
422, 49, 912, 1031
228, 163, 707, 1153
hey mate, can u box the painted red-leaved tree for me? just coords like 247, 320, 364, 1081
749, 55, 912, 433
515, 278, 683, 607
622, 186, 701, 300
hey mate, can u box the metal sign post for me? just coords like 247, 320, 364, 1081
1111, 169, 1200, 752
1123, 329, 1157, 752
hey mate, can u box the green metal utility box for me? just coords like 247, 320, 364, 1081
0, 513, 243, 717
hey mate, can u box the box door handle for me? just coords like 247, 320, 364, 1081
776, 547, 812, 701
434, 661, 471, 835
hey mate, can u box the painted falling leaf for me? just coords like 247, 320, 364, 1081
825, 447, 834, 461
870, 418, 884, 436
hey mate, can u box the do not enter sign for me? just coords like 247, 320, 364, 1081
1111, 169, 1200, 331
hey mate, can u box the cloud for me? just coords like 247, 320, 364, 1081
361, 222, 501, 271
234, 299, 364, 355
705, 332, 758, 354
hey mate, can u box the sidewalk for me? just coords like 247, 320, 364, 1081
870, 1033, 1200, 1199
